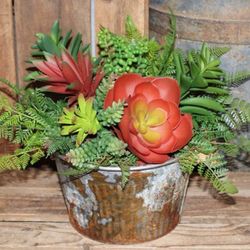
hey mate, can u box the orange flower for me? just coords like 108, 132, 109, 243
104, 73, 193, 163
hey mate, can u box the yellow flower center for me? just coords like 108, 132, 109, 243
132, 100, 166, 144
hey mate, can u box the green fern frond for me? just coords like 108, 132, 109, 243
119, 163, 130, 188
209, 46, 230, 58
189, 135, 216, 154
30, 149, 45, 165
46, 132, 74, 156
0, 93, 13, 111
197, 153, 238, 194
224, 70, 250, 87
60, 164, 99, 177
221, 98, 250, 129
0, 126, 14, 141
0, 77, 21, 96
178, 150, 198, 174
19, 153, 31, 169
13, 128, 33, 144
238, 135, 250, 152
158, 12, 176, 76
125, 16, 142, 40
0, 155, 22, 171
218, 143, 239, 157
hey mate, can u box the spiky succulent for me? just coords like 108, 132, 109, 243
26, 21, 104, 105
29, 51, 104, 105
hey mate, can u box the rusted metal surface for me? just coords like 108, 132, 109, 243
149, 0, 250, 102
56, 158, 189, 244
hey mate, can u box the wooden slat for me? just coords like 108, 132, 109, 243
59, 0, 91, 44
0, 0, 17, 154
0, 0, 16, 83
95, 0, 148, 36
0, 169, 249, 249
14, 0, 60, 86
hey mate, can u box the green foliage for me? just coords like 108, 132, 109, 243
98, 20, 151, 76
125, 16, 142, 40
209, 46, 230, 58
0, 78, 21, 97
25, 20, 90, 82
94, 76, 115, 110
97, 100, 124, 127
66, 129, 137, 186
178, 140, 238, 194
224, 70, 250, 87
59, 94, 101, 146
157, 12, 176, 76
178, 106, 249, 194
30, 20, 89, 59
221, 97, 250, 129
98, 13, 177, 78
175, 43, 226, 98
0, 89, 73, 171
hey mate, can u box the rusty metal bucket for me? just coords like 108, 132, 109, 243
56, 157, 189, 244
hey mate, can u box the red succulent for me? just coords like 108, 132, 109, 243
33, 51, 104, 105
104, 73, 193, 164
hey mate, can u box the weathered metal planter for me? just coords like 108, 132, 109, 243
56, 157, 189, 244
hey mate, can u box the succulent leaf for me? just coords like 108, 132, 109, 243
59, 94, 101, 146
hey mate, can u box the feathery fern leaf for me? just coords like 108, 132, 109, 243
209, 46, 230, 58
125, 16, 142, 40
224, 71, 250, 87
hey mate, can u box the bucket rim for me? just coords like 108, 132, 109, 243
57, 155, 179, 172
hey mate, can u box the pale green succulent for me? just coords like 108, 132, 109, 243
59, 94, 101, 146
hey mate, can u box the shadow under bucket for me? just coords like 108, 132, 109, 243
56, 158, 189, 244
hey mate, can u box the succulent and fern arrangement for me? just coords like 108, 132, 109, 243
0, 15, 250, 193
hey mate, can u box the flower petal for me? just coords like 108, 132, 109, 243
134, 82, 160, 102
128, 133, 151, 156
172, 114, 193, 151
129, 94, 148, 120
150, 135, 177, 154
136, 150, 170, 164
147, 108, 166, 127
113, 73, 143, 102
104, 88, 115, 109
166, 101, 181, 129
118, 108, 131, 142
142, 129, 161, 144
152, 77, 180, 105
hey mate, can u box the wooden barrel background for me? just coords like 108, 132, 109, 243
149, 0, 250, 102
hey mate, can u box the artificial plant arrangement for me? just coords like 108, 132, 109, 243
0, 16, 250, 193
